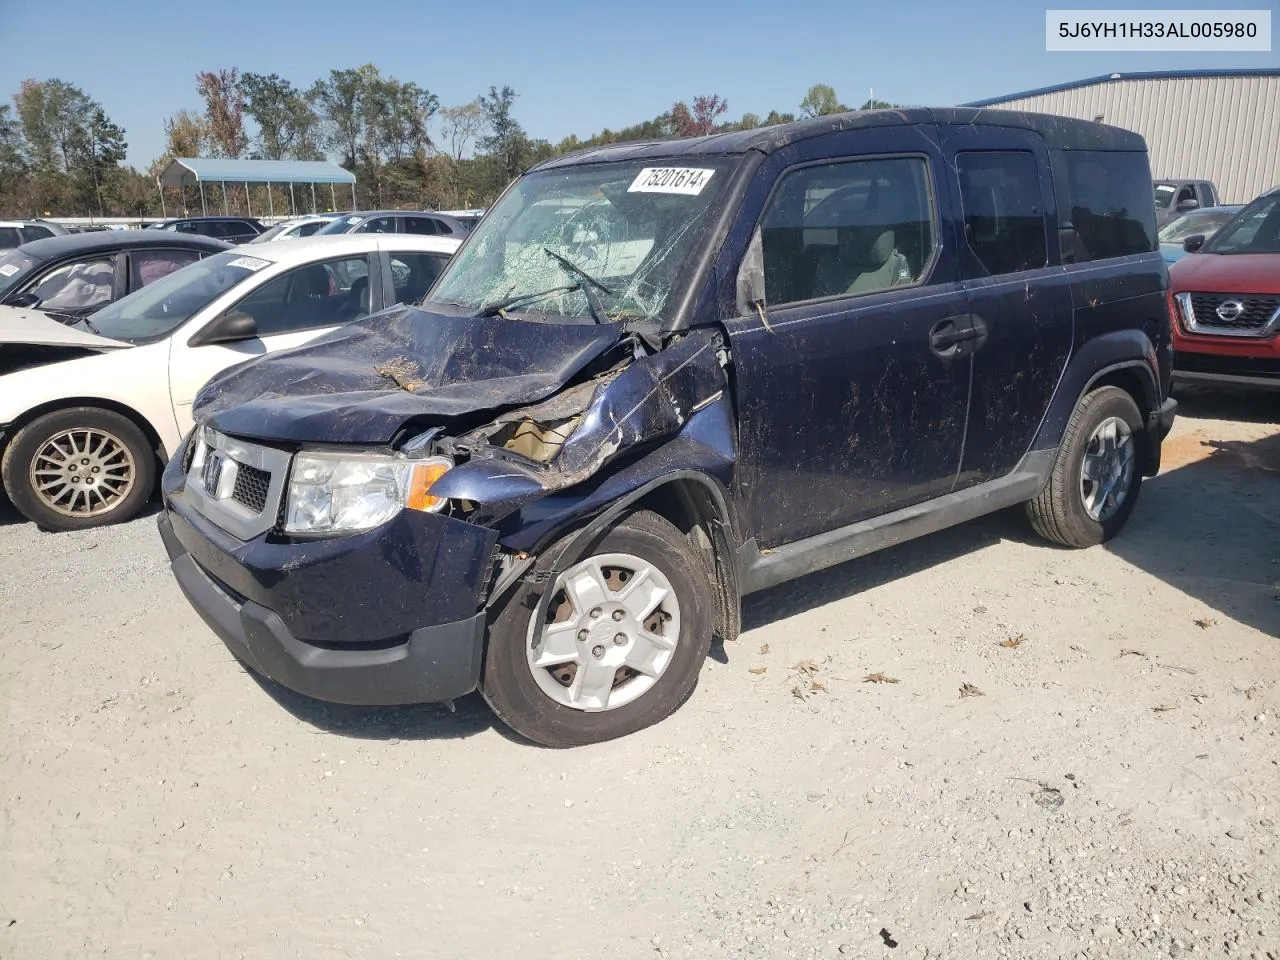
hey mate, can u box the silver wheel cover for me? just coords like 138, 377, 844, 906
1080, 416, 1135, 523
29, 427, 136, 518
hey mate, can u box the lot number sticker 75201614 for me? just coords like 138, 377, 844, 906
628, 168, 716, 195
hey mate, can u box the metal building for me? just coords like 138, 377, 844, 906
964, 69, 1280, 204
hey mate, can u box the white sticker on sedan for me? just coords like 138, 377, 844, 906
0, 264, 19, 277
628, 167, 716, 195
227, 256, 270, 271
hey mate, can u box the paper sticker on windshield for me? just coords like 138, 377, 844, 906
227, 255, 269, 271
0, 264, 18, 277
628, 167, 715, 195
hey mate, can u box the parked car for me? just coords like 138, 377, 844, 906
0, 219, 68, 252
438, 208, 486, 231
248, 215, 340, 243
159, 108, 1175, 747
1154, 179, 1221, 228
0, 231, 230, 322
146, 216, 265, 244
0, 233, 461, 531
1168, 186, 1280, 390
1158, 205, 1243, 264
316, 210, 470, 239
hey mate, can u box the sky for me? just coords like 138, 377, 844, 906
1, 0, 1276, 169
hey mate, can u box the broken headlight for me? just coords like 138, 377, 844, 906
283, 451, 452, 536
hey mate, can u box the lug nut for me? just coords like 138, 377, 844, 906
589, 607, 602, 618
591, 645, 605, 659
577, 629, 588, 641
613, 633, 627, 645
611, 609, 625, 621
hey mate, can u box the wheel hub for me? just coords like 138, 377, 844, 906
29, 428, 136, 518
1079, 416, 1135, 523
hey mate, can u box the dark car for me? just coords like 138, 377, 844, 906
0, 230, 231, 321
160, 109, 1176, 747
315, 210, 470, 239
146, 216, 265, 244
0, 219, 68, 252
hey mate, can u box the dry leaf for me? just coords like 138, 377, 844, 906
1069, 644, 1089, 655
1193, 617, 1217, 629
863, 672, 900, 684
1190, 692, 1210, 704
759, 642, 770, 655
748, 666, 767, 676
1119, 648, 1147, 658
1237, 685, 1261, 701
1153, 703, 1178, 712
964, 911, 989, 921
791, 685, 806, 701
999, 634, 1027, 649
959, 682, 985, 698
810, 681, 827, 694
793, 659, 820, 676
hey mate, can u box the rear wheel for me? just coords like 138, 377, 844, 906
1026, 386, 1144, 548
1, 407, 156, 531
481, 510, 714, 747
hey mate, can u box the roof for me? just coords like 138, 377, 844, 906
219, 232, 462, 268
963, 69, 1280, 108
532, 107, 1145, 171
159, 158, 356, 187
17, 230, 231, 260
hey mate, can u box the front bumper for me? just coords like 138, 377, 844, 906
1173, 351, 1280, 390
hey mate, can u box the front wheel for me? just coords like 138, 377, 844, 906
1026, 386, 1145, 548
481, 510, 714, 747
1, 407, 156, 531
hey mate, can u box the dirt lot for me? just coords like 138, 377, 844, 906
2, 391, 1278, 960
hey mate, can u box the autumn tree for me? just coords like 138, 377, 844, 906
670, 95, 728, 137
196, 68, 247, 158
163, 109, 206, 158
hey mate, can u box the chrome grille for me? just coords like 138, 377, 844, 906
183, 427, 292, 541
1179, 292, 1280, 338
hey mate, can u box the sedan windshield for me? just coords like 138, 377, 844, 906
426, 159, 734, 325
86, 250, 274, 342
249, 224, 289, 243
0, 249, 41, 298
1205, 193, 1280, 255
1157, 208, 1240, 242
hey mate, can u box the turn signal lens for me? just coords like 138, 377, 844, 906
406, 457, 453, 513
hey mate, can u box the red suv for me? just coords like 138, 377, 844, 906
1169, 186, 1280, 389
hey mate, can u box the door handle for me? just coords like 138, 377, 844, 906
929, 314, 989, 357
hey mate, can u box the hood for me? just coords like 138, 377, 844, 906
197, 304, 627, 444
0, 304, 130, 349
1169, 253, 1280, 295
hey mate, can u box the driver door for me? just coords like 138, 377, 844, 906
166, 253, 378, 439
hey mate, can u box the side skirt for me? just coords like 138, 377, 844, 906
735, 449, 1057, 596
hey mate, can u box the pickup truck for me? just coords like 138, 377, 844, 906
1154, 179, 1221, 228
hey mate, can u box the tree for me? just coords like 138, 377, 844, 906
479, 85, 528, 182
311, 68, 366, 168
196, 69, 247, 158
163, 109, 207, 158
72, 108, 127, 215
799, 84, 847, 118
438, 100, 485, 161
241, 72, 320, 160
670, 95, 728, 138
0, 104, 25, 202
763, 110, 797, 126
858, 98, 900, 110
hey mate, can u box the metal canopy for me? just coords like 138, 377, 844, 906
159, 158, 355, 187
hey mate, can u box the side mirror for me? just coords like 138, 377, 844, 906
1176, 198, 1200, 212
1182, 234, 1206, 254
735, 226, 766, 315
7, 292, 40, 308
190, 310, 258, 346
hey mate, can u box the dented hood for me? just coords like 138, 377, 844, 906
197, 304, 626, 444
0, 305, 130, 350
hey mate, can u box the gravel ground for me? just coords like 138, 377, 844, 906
2, 390, 1278, 960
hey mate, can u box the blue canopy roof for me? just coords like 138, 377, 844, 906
159, 158, 356, 187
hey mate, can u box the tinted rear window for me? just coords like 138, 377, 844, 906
1061, 151, 1156, 261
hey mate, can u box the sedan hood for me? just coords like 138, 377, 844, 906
197, 305, 627, 444
1169, 253, 1280, 294
0, 305, 130, 349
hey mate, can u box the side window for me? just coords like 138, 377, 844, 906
1061, 151, 1157, 261
389, 252, 450, 304
176, 221, 203, 234
0, 227, 21, 248
760, 156, 936, 306
355, 216, 396, 234
403, 217, 439, 236
21, 225, 54, 242
27, 257, 117, 311
131, 249, 201, 289
296, 221, 325, 238
956, 151, 1047, 276
230, 256, 371, 335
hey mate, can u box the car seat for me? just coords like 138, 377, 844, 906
345, 275, 370, 319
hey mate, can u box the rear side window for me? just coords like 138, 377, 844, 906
403, 217, 439, 235
956, 151, 1047, 276
0, 227, 23, 248
21, 225, 54, 242
131, 249, 202, 288
760, 156, 937, 306
1061, 151, 1156, 261
356, 216, 396, 234
389, 251, 450, 303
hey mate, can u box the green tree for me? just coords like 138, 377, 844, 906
72, 107, 127, 215
439, 99, 485, 162
763, 110, 797, 126
799, 84, 847, 118
0, 104, 26, 205
241, 72, 320, 160
859, 98, 900, 110
479, 85, 529, 183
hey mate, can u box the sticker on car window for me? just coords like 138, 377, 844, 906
227, 256, 269, 271
0, 264, 18, 277
628, 168, 716, 195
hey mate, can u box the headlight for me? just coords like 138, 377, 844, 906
283, 451, 452, 536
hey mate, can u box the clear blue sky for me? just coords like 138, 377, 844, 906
1, 0, 1276, 168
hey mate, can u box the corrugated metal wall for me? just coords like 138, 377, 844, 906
979, 75, 1280, 204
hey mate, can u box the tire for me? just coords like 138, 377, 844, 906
1, 407, 156, 532
1026, 386, 1144, 548
481, 510, 714, 747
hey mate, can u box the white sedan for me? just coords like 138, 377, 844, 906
0, 233, 461, 530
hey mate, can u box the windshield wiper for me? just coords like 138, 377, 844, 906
543, 248, 613, 325
475, 284, 580, 317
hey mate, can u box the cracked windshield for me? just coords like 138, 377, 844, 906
427, 160, 733, 324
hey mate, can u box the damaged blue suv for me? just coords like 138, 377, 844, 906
159, 109, 1176, 746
